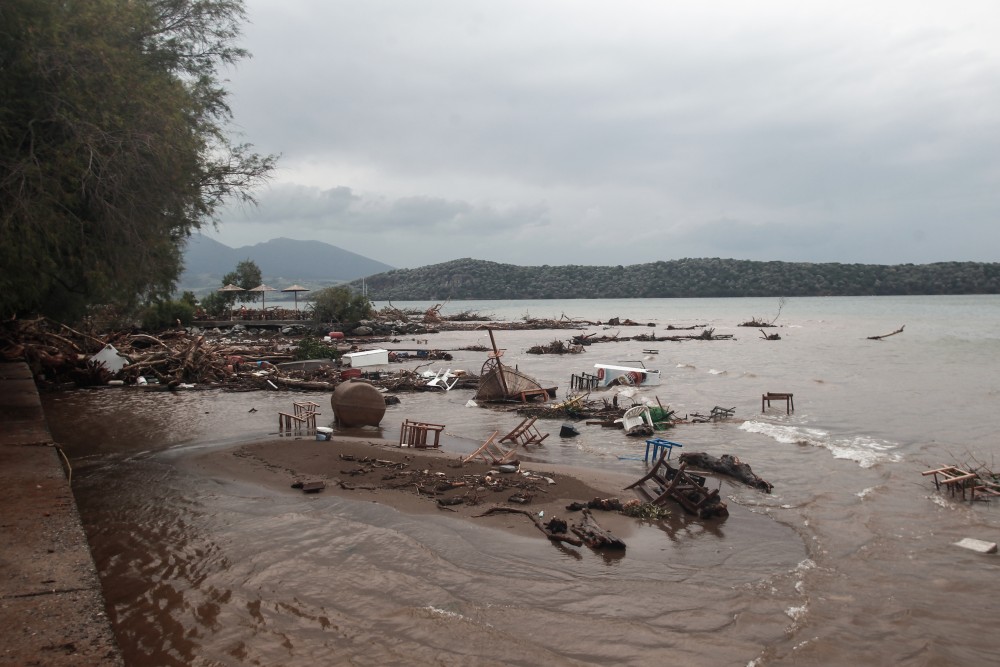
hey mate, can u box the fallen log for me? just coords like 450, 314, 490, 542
474, 506, 583, 546
570, 509, 626, 550
678, 452, 773, 493
867, 325, 905, 340
270, 376, 337, 391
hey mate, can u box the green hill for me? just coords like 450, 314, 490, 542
350, 258, 1000, 300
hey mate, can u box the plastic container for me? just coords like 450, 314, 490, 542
316, 426, 333, 441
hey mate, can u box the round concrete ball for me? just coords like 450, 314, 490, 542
331, 381, 386, 427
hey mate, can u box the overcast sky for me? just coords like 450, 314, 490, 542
210, 0, 1000, 269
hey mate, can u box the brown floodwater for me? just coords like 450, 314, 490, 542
42, 304, 1000, 665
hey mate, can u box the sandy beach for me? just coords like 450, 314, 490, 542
192, 433, 647, 544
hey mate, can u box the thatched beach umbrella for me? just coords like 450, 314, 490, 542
217, 283, 244, 320
248, 284, 277, 315
281, 284, 310, 314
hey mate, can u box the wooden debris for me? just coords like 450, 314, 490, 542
500, 417, 549, 447
690, 406, 735, 423
868, 325, 905, 340
625, 457, 729, 519
762, 392, 794, 414
291, 480, 326, 493
526, 339, 585, 354
920, 465, 1000, 502
570, 509, 626, 550
463, 431, 514, 465
474, 506, 584, 546
566, 497, 623, 512
423, 299, 448, 323
678, 452, 773, 493
337, 481, 378, 491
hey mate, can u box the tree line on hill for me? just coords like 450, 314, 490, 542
349, 258, 1000, 300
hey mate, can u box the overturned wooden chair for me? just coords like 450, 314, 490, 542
279, 409, 316, 433
499, 416, 549, 447
921, 465, 992, 502
279, 400, 321, 433
625, 452, 728, 519
463, 431, 522, 464
294, 401, 320, 419
399, 419, 446, 448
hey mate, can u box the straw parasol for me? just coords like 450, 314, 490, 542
248, 284, 277, 315
281, 284, 310, 314
217, 283, 245, 320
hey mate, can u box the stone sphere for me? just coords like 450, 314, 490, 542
331, 381, 386, 427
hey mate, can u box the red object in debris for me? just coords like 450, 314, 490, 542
328, 331, 345, 340
341, 368, 362, 379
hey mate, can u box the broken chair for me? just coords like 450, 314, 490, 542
499, 416, 549, 447
463, 431, 522, 464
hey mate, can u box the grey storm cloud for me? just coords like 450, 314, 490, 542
213, 0, 1000, 268
227, 184, 550, 236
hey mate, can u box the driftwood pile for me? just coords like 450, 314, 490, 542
526, 339, 586, 355
572, 327, 734, 345
1, 317, 304, 388
2, 317, 478, 394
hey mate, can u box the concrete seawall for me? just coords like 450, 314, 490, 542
0, 362, 123, 666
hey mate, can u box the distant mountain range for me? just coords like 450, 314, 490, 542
179, 235, 394, 293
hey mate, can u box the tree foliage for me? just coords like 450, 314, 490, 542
221, 259, 262, 304
309, 286, 373, 324
351, 258, 1000, 300
0, 0, 274, 321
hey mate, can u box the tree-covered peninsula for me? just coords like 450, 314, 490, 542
352, 257, 1000, 300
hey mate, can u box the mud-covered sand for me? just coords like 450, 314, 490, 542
192, 434, 647, 543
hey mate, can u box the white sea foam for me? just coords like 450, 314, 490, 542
793, 558, 816, 573
739, 421, 901, 468
708, 368, 727, 375
928, 494, 953, 509
425, 606, 470, 622
785, 604, 808, 621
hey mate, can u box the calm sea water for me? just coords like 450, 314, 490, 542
44, 296, 1000, 666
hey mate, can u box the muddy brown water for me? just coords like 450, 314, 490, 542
43, 296, 1000, 665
